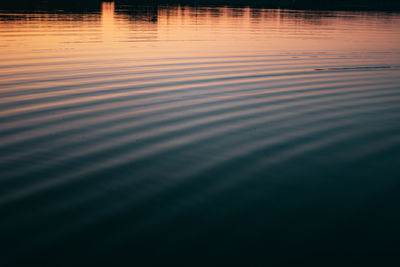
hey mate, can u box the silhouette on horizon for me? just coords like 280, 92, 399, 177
2, 0, 400, 12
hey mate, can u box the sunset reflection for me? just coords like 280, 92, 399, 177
1, 4, 400, 59
1, 1, 400, 266
101, 1, 115, 43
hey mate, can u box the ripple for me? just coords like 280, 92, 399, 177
1, 5, 400, 266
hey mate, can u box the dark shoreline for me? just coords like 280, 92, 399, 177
1, 0, 400, 12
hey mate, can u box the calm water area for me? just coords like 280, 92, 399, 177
1, 2, 400, 265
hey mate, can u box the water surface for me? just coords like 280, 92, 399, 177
1, 2, 400, 266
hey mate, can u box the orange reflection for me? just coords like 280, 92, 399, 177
101, 1, 115, 42
1, 4, 400, 63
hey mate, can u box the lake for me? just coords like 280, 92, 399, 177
1, 2, 400, 266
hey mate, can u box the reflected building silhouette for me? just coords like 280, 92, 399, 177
3, 2, 397, 27
118, 3, 158, 23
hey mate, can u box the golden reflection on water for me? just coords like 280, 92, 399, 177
1, 2, 400, 62
1, 8, 400, 259
1, 2, 400, 121
101, 1, 115, 43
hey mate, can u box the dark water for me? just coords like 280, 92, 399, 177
1, 2, 400, 266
